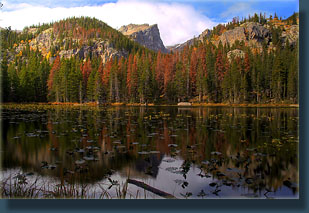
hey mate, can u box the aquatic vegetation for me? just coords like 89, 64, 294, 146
1, 104, 299, 199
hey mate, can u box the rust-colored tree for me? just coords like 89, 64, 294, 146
244, 52, 250, 73
47, 56, 61, 99
163, 54, 176, 100
102, 58, 112, 86
189, 49, 198, 96
215, 49, 225, 81
126, 54, 138, 100
81, 59, 92, 85
155, 51, 164, 92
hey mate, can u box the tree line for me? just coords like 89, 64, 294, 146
1, 38, 298, 104
1, 16, 298, 104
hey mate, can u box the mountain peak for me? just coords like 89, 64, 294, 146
119, 24, 151, 35
119, 23, 167, 53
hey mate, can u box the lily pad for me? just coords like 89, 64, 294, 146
209, 182, 217, 187
138, 151, 149, 155
149, 151, 160, 154
211, 151, 222, 156
75, 159, 86, 165
83, 156, 96, 161
75, 148, 85, 153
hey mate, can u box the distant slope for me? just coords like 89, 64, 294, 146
3, 17, 152, 64
167, 29, 211, 52
168, 13, 299, 53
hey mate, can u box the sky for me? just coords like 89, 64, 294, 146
0, 0, 299, 46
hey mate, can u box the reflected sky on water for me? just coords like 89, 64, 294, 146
1, 106, 299, 198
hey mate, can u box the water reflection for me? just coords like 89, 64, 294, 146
1, 106, 298, 198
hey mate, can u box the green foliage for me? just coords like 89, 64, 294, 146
1, 15, 298, 104
1, 52, 10, 102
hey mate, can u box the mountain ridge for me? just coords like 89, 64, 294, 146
168, 13, 299, 52
1, 14, 299, 105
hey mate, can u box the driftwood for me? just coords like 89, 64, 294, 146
127, 179, 176, 199
177, 102, 192, 106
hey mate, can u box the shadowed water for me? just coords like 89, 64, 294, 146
1, 105, 299, 198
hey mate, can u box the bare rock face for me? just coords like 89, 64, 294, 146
59, 40, 127, 63
227, 49, 245, 62
216, 23, 271, 50
15, 27, 127, 64
119, 24, 167, 53
119, 24, 150, 36
244, 22, 271, 42
218, 27, 247, 46
59, 49, 76, 59
199, 29, 211, 41
17, 28, 54, 56
281, 25, 299, 47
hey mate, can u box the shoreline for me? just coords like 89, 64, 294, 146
0, 102, 299, 108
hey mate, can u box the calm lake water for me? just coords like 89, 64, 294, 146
1, 105, 299, 198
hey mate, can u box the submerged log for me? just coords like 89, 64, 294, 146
127, 179, 176, 199
177, 102, 192, 106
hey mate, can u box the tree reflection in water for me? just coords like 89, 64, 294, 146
1, 105, 298, 198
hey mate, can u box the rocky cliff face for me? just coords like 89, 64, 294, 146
169, 21, 298, 53
215, 22, 298, 51
281, 25, 299, 47
59, 40, 127, 64
14, 27, 127, 64
119, 24, 167, 53
215, 23, 271, 50
227, 49, 245, 62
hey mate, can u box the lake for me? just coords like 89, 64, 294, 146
1, 105, 299, 199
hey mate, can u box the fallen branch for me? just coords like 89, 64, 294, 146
127, 179, 176, 199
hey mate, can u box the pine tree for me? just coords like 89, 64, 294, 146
1, 52, 10, 102
287, 48, 298, 103
81, 59, 92, 102
102, 58, 112, 102
231, 59, 241, 103
241, 52, 251, 102
19, 61, 34, 102
292, 12, 297, 25
67, 58, 80, 102
222, 60, 232, 103
155, 51, 164, 96
196, 46, 207, 102
7, 63, 20, 102
38, 58, 50, 102
215, 48, 225, 102
87, 69, 96, 102
174, 60, 185, 102
127, 54, 138, 102
48, 56, 61, 102
94, 68, 103, 103
272, 52, 285, 102
189, 49, 198, 97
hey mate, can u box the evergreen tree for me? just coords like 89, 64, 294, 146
7, 63, 20, 102
94, 68, 103, 103
215, 48, 225, 102
87, 69, 96, 102
1, 52, 10, 102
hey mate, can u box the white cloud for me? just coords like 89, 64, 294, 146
220, 2, 271, 21
220, 2, 254, 19
0, 0, 217, 46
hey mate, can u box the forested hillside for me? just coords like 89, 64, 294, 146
0, 14, 298, 104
